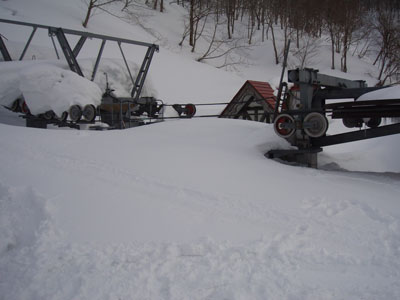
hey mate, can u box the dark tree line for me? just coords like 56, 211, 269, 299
170, 0, 399, 83
83, 0, 400, 84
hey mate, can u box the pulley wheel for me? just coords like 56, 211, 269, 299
273, 114, 295, 138
43, 110, 55, 120
69, 105, 82, 122
366, 117, 381, 129
83, 104, 97, 122
303, 112, 328, 138
57, 111, 68, 122
184, 104, 196, 118
343, 118, 362, 128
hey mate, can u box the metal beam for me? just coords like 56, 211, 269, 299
131, 44, 157, 99
311, 123, 400, 147
91, 39, 106, 81
0, 34, 12, 61
0, 18, 158, 49
73, 36, 87, 57
51, 28, 84, 77
19, 26, 37, 60
288, 68, 367, 89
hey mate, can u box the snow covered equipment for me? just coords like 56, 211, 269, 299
0, 18, 163, 129
268, 68, 400, 167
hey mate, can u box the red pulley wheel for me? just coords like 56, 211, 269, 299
274, 114, 295, 138
184, 104, 196, 118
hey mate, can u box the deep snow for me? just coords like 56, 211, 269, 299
1, 0, 400, 299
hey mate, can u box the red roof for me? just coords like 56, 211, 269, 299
220, 80, 277, 117
247, 80, 276, 108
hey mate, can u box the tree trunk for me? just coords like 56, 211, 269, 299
82, 1, 95, 28
270, 23, 279, 64
330, 31, 335, 69
189, 0, 194, 46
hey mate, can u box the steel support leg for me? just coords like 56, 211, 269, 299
131, 45, 157, 99
0, 34, 12, 61
49, 27, 84, 77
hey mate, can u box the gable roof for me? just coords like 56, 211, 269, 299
220, 80, 277, 117
247, 80, 276, 108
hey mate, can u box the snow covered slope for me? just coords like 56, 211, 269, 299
1, 0, 400, 299
1, 118, 400, 299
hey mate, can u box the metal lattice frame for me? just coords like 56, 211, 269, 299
0, 18, 159, 99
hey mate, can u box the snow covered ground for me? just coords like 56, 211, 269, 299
1, 0, 400, 299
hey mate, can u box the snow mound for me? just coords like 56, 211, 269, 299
0, 58, 158, 117
0, 61, 102, 116
20, 63, 103, 116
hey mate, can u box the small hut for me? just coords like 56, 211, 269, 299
219, 80, 276, 123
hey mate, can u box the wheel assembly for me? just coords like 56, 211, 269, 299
69, 105, 82, 122
303, 112, 328, 138
273, 113, 295, 138
82, 104, 97, 122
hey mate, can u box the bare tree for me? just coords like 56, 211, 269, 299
82, 0, 121, 28
196, 17, 249, 68
289, 35, 320, 69
372, 2, 400, 85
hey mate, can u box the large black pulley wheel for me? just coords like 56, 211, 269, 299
343, 118, 362, 128
83, 104, 97, 122
274, 114, 295, 138
366, 117, 381, 129
43, 110, 55, 120
69, 105, 82, 122
303, 112, 328, 138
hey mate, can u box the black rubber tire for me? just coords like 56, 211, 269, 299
366, 118, 381, 129
343, 118, 362, 128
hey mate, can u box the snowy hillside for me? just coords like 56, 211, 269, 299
1, 0, 400, 299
